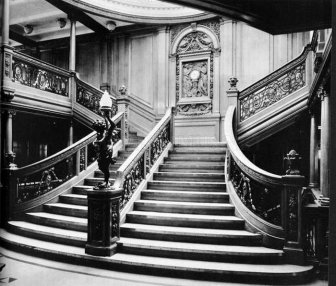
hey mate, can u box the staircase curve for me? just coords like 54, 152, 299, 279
236, 33, 316, 147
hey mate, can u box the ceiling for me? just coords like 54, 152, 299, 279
9, 0, 331, 47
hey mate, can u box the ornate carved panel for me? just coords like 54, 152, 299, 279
177, 32, 214, 54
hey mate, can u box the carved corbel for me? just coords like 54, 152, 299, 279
1, 86, 15, 102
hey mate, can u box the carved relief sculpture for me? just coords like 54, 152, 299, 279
182, 60, 208, 99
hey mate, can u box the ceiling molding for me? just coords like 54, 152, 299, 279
44, 0, 110, 34
9, 29, 37, 47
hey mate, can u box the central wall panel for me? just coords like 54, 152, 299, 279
129, 35, 154, 107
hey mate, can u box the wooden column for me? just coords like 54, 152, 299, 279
1, 0, 10, 45
309, 112, 318, 187
320, 88, 330, 197
68, 119, 73, 146
4, 110, 16, 168
69, 18, 76, 72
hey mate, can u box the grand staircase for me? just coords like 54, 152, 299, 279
1, 142, 313, 284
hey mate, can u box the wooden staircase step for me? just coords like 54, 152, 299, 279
0, 229, 313, 284
7, 221, 86, 247
94, 170, 117, 178
166, 154, 225, 162
147, 181, 226, 192
153, 172, 224, 182
120, 223, 262, 245
126, 211, 245, 229
84, 177, 115, 186
174, 143, 227, 147
118, 237, 284, 263
72, 185, 94, 195
171, 148, 226, 154
159, 164, 223, 173
134, 200, 234, 215
59, 194, 87, 206
141, 190, 229, 203
44, 203, 87, 218
25, 212, 87, 232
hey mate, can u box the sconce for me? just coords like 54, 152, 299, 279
57, 18, 67, 29
24, 25, 34, 35
99, 91, 112, 112
106, 21, 116, 31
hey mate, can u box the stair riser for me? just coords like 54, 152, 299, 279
84, 178, 115, 186
120, 229, 262, 246
25, 215, 87, 232
94, 171, 117, 178
141, 192, 229, 203
126, 215, 244, 229
148, 183, 225, 192
134, 203, 235, 215
166, 156, 225, 162
153, 174, 224, 182
171, 149, 226, 154
60, 196, 87, 206
8, 224, 85, 247
44, 205, 87, 218
159, 168, 223, 174
118, 245, 284, 264
72, 187, 93, 195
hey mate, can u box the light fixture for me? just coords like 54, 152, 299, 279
24, 25, 33, 34
99, 91, 112, 111
106, 21, 116, 31
57, 18, 67, 29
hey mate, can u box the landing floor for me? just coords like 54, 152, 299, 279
0, 247, 327, 286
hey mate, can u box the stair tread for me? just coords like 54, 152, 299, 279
142, 190, 228, 196
154, 172, 224, 176
136, 200, 233, 207
8, 221, 86, 239
0, 228, 313, 276
45, 203, 87, 210
61, 194, 87, 199
150, 180, 225, 185
119, 237, 282, 255
128, 211, 243, 221
26, 212, 87, 224
121, 223, 258, 236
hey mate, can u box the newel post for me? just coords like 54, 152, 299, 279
170, 107, 176, 145
117, 85, 130, 147
282, 150, 305, 265
85, 188, 122, 256
226, 76, 239, 134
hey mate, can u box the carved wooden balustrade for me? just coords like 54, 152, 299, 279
224, 105, 305, 261
12, 50, 71, 96
113, 107, 174, 210
238, 42, 314, 123
3, 112, 125, 220
76, 76, 118, 116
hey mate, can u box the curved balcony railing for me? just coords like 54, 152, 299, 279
4, 112, 125, 218
238, 37, 315, 123
12, 50, 71, 96
224, 105, 305, 248
113, 107, 174, 210
76, 76, 118, 116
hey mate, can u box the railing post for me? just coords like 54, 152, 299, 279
1, 168, 18, 224
282, 150, 305, 265
170, 107, 176, 145
120, 113, 125, 150
75, 150, 80, 175
85, 188, 122, 256
117, 85, 130, 145
226, 77, 239, 134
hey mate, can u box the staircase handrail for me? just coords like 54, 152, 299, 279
75, 75, 118, 116
15, 111, 124, 177
225, 106, 282, 187
225, 105, 305, 253
238, 38, 315, 123
12, 50, 72, 77
113, 107, 174, 209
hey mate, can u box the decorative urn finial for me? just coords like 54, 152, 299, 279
118, 85, 127, 96
228, 76, 238, 91
284, 149, 302, 175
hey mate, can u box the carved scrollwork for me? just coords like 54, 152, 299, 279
177, 31, 214, 54
12, 57, 69, 96
176, 102, 212, 116
240, 63, 306, 121
230, 157, 281, 225
121, 155, 145, 210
